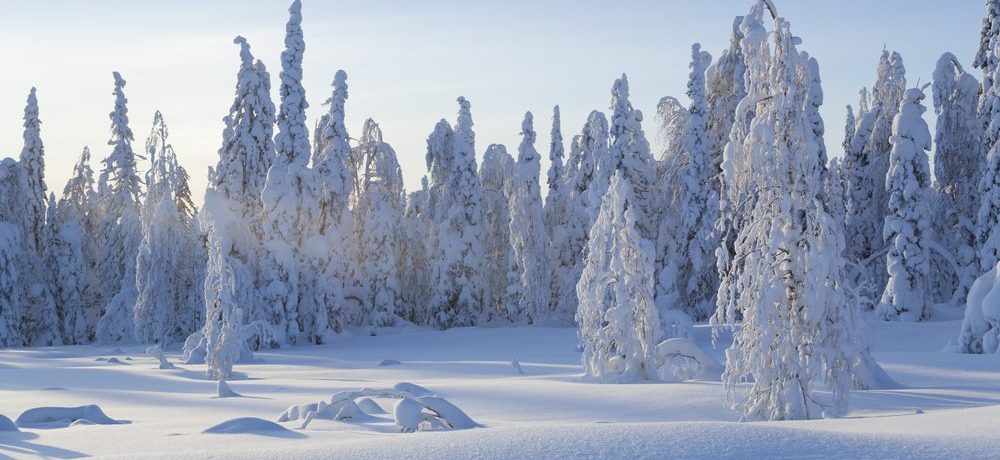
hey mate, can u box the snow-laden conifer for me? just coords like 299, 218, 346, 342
428, 97, 486, 328
480, 144, 516, 322
875, 87, 934, 322
714, 5, 859, 420
44, 193, 87, 344
95, 72, 143, 344
577, 171, 661, 383
932, 53, 983, 307
508, 112, 552, 323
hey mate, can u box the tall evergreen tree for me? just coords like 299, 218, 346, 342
714, 5, 858, 420
480, 144, 516, 322
876, 88, 934, 321
311, 70, 355, 333
577, 170, 661, 383
669, 43, 718, 323
44, 193, 87, 344
0, 158, 23, 346
17, 88, 59, 346
95, 72, 143, 344
428, 97, 486, 328
507, 113, 552, 324
932, 53, 983, 307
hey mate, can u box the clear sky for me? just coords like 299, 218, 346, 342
0, 1, 984, 201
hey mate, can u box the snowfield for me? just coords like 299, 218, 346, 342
0, 319, 998, 459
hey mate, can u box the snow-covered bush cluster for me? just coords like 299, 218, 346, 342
2, 0, 1000, 424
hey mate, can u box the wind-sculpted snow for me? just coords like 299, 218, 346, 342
15, 405, 128, 429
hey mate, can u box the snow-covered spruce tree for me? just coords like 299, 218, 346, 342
428, 97, 486, 328
202, 191, 252, 381
95, 72, 144, 344
875, 87, 934, 322
577, 170, 661, 383
669, 43, 718, 323
590, 75, 656, 239
651, 96, 689, 326
861, 51, 907, 290
399, 178, 433, 324
507, 112, 552, 324
310, 70, 355, 333
713, 6, 857, 420
59, 147, 100, 339
44, 194, 87, 344
134, 191, 185, 345
480, 144, 517, 322
542, 106, 574, 319
353, 119, 406, 327
959, 1, 1000, 353
15, 88, 60, 346
259, 0, 319, 346
843, 90, 881, 295
803, 54, 827, 179
554, 112, 607, 321
202, 37, 277, 350
141, 112, 204, 340
706, 15, 747, 188
543, 105, 566, 240
932, 53, 983, 307
824, 157, 848, 231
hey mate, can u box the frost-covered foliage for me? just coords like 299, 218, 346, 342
14, 88, 59, 346
211, 36, 276, 232
399, 179, 432, 325
553, 113, 606, 321
259, 0, 320, 346
427, 97, 485, 328
353, 119, 405, 327
843, 90, 882, 295
508, 112, 552, 324
857, 51, 907, 291
577, 171, 661, 383
875, 88, 934, 322
0, 219, 23, 348
705, 15, 747, 187
58, 147, 100, 339
95, 72, 143, 344
542, 106, 573, 319
803, 54, 827, 179
201, 191, 254, 380
665, 43, 718, 323
932, 54, 983, 307
480, 144, 516, 322
714, 5, 858, 420
590, 75, 656, 239
133, 112, 203, 345
957, 0, 1000, 353
312, 70, 355, 333
44, 193, 87, 344
824, 157, 848, 230
197, 36, 277, 351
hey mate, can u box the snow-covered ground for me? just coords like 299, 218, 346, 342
1, 319, 999, 459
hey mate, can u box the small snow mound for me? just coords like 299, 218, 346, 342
147, 346, 176, 370
377, 359, 402, 367
203, 417, 302, 438
94, 357, 107, 362
0, 414, 19, 432
217, 380, 242, 398
357, 398, 386, 415
333, 400, 379, 423
104, 357, 127, 365
70, 419, 96, 426
15, 405, 128, 429
393, 382, 434, 397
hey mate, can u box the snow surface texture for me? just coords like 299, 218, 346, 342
0, 324, 998, 458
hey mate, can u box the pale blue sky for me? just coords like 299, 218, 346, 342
0, 1, 983, 198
